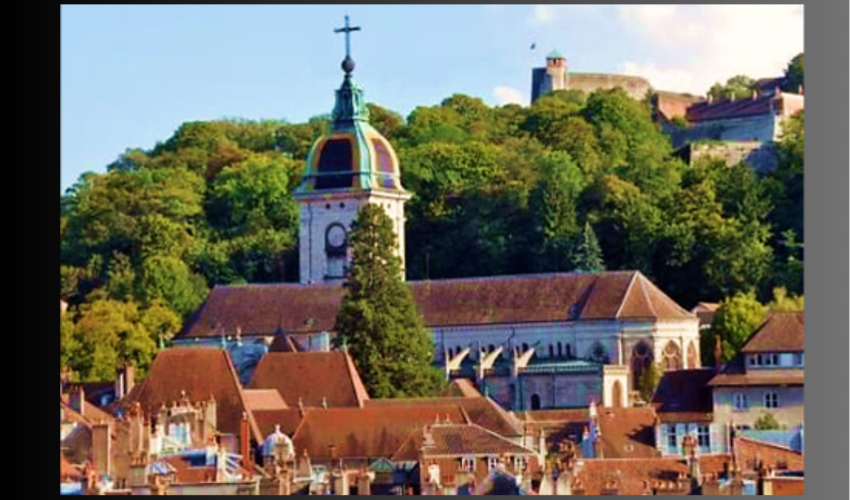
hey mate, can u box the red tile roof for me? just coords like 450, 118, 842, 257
114, 347, 262, 444
742, 312, 804, 353
178, 272, 694, 339
654, 91, 702, 121
251, 408, 306, 439
61, 454, 84, 480
423, 423, 538, 457
595, 407, 660, 459
651, 369, 715, 423
733, 436, 805, 472
158, 454, 216, 485
771, 476, 804, 495
571, 455, 731, 496
364, 397, 522, 437
691, 302, 719, 327
708, 370, 804, 387
686, 92, 803, 122
242, 389, 288, 411
290, 405, 468, 461
248, 352, 369, 409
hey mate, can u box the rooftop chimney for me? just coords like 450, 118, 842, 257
125, 364, 135, 397
92, 421, 113, 478
798, 84, 803, 95
240, 412, 252, 476
73, 386, 86, 416
752, 89, 758, 100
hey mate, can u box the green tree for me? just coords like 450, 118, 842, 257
754, 413, 781, 430
638, 361, 662, 403
71, 299, 157, 381
366, 103, 405, 140
782, 53, 804, 93
573, 221, 605, 273
140, 301, 183, 348
61, 310, 80, 374
530, 151, 586, 272
767, 287, 804, 312
334, 204, 444, 398
709, 291, 767, 363
707, 75, 756, 101
137, 255, 208, 319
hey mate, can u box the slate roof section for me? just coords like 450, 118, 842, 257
290, 405, 468, 460
651, 369, 715, 423
247, 352, 369, 409
178, 272, 694, 339
741, 312, 804, 353
113, 347, 262, 444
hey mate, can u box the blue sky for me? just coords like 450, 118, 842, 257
61, 5, 803, 193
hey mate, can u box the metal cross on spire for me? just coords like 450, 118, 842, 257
334, 15, 361, 60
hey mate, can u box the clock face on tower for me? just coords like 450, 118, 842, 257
326, 223, 347, 251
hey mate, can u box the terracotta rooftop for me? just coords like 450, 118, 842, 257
113, 347, 262, 444
290, 405, 468, 461
571, 456, 730, 495
247, 351, 369, 409
691, 302, 719, 327
423, 423, 538, 457
733, 436, 805, 472
654, 91, 703, 121
595, 407, 660, 459
364, 396, 522, 437
686, 92, 803, 122
651, 369, 715, 423
741, 312, 804, 353
242, 389, 288, 412
251, 408, 306, 439
178, 272, 694, 339
709, 349, 804, 387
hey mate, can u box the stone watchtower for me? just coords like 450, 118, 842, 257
293, 16, 411, 285
531, 49, 569, 103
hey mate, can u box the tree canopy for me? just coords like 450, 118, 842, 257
61, 52, 803, 380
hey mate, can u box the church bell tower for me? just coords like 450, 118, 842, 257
293, 16, 411, 285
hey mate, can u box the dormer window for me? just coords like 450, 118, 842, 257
488, 457, 499, 471
461, 457, 475, 472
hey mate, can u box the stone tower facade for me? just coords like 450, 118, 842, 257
293, 42, 411, 285
531, 50, 569, 103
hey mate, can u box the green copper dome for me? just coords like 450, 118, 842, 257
294, 73, 407, 197
547, 49, 565, 60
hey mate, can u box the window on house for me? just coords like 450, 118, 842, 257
795, 353, 804, 366
764, 392, 779, 409
513, 456, 526, 471
488, 457, 499, 471
733, 393, 749, 411
698, 425, 711, 452
749, 356, 757, 366
772, 354, 779, 365
461, 458, 475, 472
549, 345, 554, 357
667, 425, 678, 454
557, 342, 563, 357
